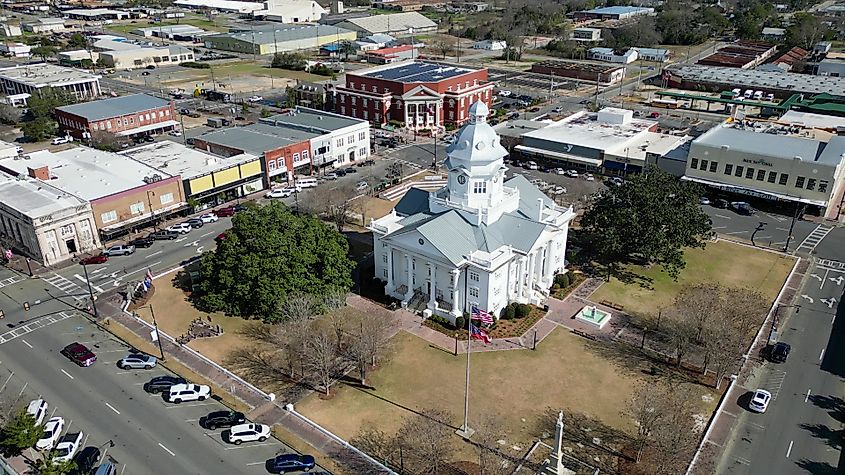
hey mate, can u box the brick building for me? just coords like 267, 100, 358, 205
334, 61, 494, 130
55, 94, 177, 140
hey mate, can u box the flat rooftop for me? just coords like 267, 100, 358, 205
57, 94, 170, 121
261, 106, 366, 132
0, 173, 89, 219
667, 65, 845, 96
197, 124, 317, 155
0, 147, 170, 201
64, 8, 126, 16
120, 141, 257, 180
357, 61, 480, 83
523, 110, 657, 151
693, 121, 845, 164
777, 110, 845, 130
209, 24, 353, 45
0, 63, 100, 87
532, 59, 622, 74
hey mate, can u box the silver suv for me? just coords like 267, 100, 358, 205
117, 353, 157, 369
103, 244, 135, 256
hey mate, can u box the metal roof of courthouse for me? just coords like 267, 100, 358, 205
57, 94, 170, 122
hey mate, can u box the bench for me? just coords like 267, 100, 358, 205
599, 300, 624, 311
571, 329, 598, 341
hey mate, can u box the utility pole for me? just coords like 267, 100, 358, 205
594, 73, 600, 109
81, 263, 99, 319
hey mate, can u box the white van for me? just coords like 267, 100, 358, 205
743, 89, 753, 98
753, 91, 763, 100
295, 177, 318, 189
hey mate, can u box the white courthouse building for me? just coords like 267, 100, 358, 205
369, 102, 575, 322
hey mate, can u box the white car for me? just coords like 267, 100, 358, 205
566, 170, 579, 178
355, 181, 369, 192
749, 389, 771, 413
26, 399, 48, 425
199, 213, 218, 223
169, 130, 182, 137
166, 223, 192, 234
584, 173, 595, 181
525, 161, 539, 170
498, 90, 512, 97
554, 168, 566, 175
265, 188, 292, 199
552, 186, 566, 195
248, 95, 263, 103
51, 136, 73, 145
225, 423, 271, 445
53, 432, 83, 462
166, 383, 210, 403
324, 172, 339, 180
36, 417, 65, 450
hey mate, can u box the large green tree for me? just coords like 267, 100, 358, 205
33, 450, 76, 475
198, 202, 355, 322
20, 87, 75, 141
581, 166, 713, 279
0, 408, 44, 457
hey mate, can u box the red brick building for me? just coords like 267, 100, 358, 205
334, 61, 494, 130
55, 93, 177, 140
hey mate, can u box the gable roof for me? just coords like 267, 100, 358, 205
57, 94, 170, 122
394, 187, 431, 216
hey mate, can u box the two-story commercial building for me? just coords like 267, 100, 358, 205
55, 94, 177, 140
334, 61, 493, 130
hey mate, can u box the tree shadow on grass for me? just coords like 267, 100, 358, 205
595, 260, 655, 290
535, 408, 631, 473
799, 423, 843, 450
581, 337, 699, 386
344, 383, 461, 431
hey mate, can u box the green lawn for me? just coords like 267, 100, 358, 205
590, 240, 795, 317
211, 62, 326, 81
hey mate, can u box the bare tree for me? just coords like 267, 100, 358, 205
397, 408, 455, 474
665, 313, 696, 368
351, 428, 400, 467
434, 38, 454, 59
278, 292, 320, 321
472, 415, 512, 475
302, 326, 340, 394
280, 316, 312, 380
300, 182, 357, 231
625, 384, 667, 463
340, 308, 393, 385
674, 283, 724, 342
648, 383, 700, 475
323, 290, 348, 311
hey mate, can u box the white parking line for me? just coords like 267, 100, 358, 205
223, 442, 278, 450
20, 339, 32, 349
786, 440, 794, 458
158, 442, 176, 457
105, 402, 121, 415
60, 369, 74, 380
820, 348, 825, 361
164, 401, 217, 409
805, 389, 811, 403
246, 461, 266, 466
146, 250, 163, 259
200, 231, 214, 238
714, 214, 732, 219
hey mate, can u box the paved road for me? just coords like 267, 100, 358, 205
717, 234, 845, 474
703, 206, 820, 253
0, 270, 320, 474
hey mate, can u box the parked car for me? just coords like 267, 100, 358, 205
80, 254, 108, 265
166, 223, 192, 234
607, 177, 624, 187
699, 196, 711, 205
265, 188, 292, 199
355, 181, 369, 192
324, 172, 339, 180
749, 389, 771, 413
166, 383, 210, 403
524, 161, 539, 170
61, 342, 96, 367
565, 170, 579, 178
117, 353, 157, 370
72, 447, 102, 474
92, 463, 117, 475
649, 112, 660, 118
215, 232, 227, 243
186, 218, 204, 229
584, 173, 595, 181
36, 417, 64, 450
335, 169, 347, 177
344, 167, 357, 174
199, 213, 218, 223
224, 423, 271, 445
168, 130, 182, 137
51, 136, 73, 145
712, 198, 730, 209
149, 230, 180, 240
730, 201, 755, 215
179, 108, 191, 115
248, 95, 263, 103
554, 168, 566, 175
215, 206, 236, 217
498, 90, 512, 97
233, 203, 249, 212
552, 107, 563, 113
54, 432, 83, 463
268, 454, 316, 474
143, 375, 187, 394
145, 64, 156, 70
26, 399, 48, 425
529, 107, 541, 113
200, 410, 246, 430
103, 244, 135, 256
129, 236, 155, 248
770, 342, 791, 363
144, 135, 155, 143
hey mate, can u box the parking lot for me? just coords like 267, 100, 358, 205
488, 68, 579, 94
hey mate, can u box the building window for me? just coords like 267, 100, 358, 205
806, 178, 816, 190
469, 287, 479, 298
293, 152, 300, 162
819, 180, 829, 193
363, 111, 368, 120
382, 254, 387, 263
795, 176, 805, 188
724, 164, 733, 175
101, 210, 117, 223
359, 147, 367, 157
690, 158, 698, 169
159, 193, 173, 205
779, 173, 789, 185
473, 181, 487, 193
336, 139, 343, 148
700, 159, 708, 171
165, 110, 170, 116
341, 106, 346, 115
756, 169, 765, 181
767, 171, 777, 183
735, 165, 743, 177
358, 131, 366, 141
351, 97, 357, 105
448, 111, 454, 120
60, 224, 74, 236
383, 269, 388, 278
347, 136, 354, 145
130, 202, 145, 215
268, 160, 277, 171
709, 161, 718, 173
745, 167, 755, 179
469, 271, 479, 282
302, 150, 309, 160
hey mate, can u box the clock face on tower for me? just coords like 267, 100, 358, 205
457, 175, 467, 185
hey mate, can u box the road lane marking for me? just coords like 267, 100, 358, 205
60, 369, 74, 380
714, 214, 732, 219
223, 442, 277, 450
820, 348, 825, 361
723, 231, 747, 235
74, 274, 104, 293
735, 457, 751, 465
105, 402, 121, 414
158, 442, 176, 456
805, 389, 811, 403
145, 250, 163, 258
20, 339, 32, 349
200, 231, 214, 238
786, 440, 794, 458
822, 269, 830, 289
246, 461, 266, 466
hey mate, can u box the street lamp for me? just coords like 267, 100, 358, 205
147, 190, 156, 232
80, 262, 99, 319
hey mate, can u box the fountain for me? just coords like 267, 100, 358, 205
576, 305, 611, 329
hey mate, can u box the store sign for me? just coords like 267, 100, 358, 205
742, 158, 774, 167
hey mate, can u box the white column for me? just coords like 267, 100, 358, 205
451, 268, 461, 316
545, 241, 556, 282
403, 254, 412, 303
526, 252, 536, 294
386, 246, 394, 291
428, 262, 436, 309
516, 256, 526, 297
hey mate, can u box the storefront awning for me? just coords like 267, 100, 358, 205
682, 175, 829, 207
514, 145, 603, 167
117, 120, 179, 136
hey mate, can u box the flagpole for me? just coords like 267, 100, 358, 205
458, 309, 474, 438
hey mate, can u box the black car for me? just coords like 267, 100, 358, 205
267, 454, 316, 474
143, 375, 187, 394
179, 108, 191, 115
344, 167, 357, 174
71, 447, 101, 475
712, 198, 730, 209
730, 201, 755, 215
129, 236, 155, 248
233, 203, 249, 213
770, 342, 791, 363
335, 169, 347, 177
149, 230, 179, 240
187, 218, 204, 229
144, 135, 155, 143
200, 410, 246, 430
146, 64, 156, 70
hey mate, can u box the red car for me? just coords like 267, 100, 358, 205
215, 232, 227, 242
61, 342, 97, 367
80, 254, 108, 265
216, 207, 236, 217
649, 112, 660, 118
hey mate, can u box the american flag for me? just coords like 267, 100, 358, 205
470, 323, 491, 344
471, 306, 494, 325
